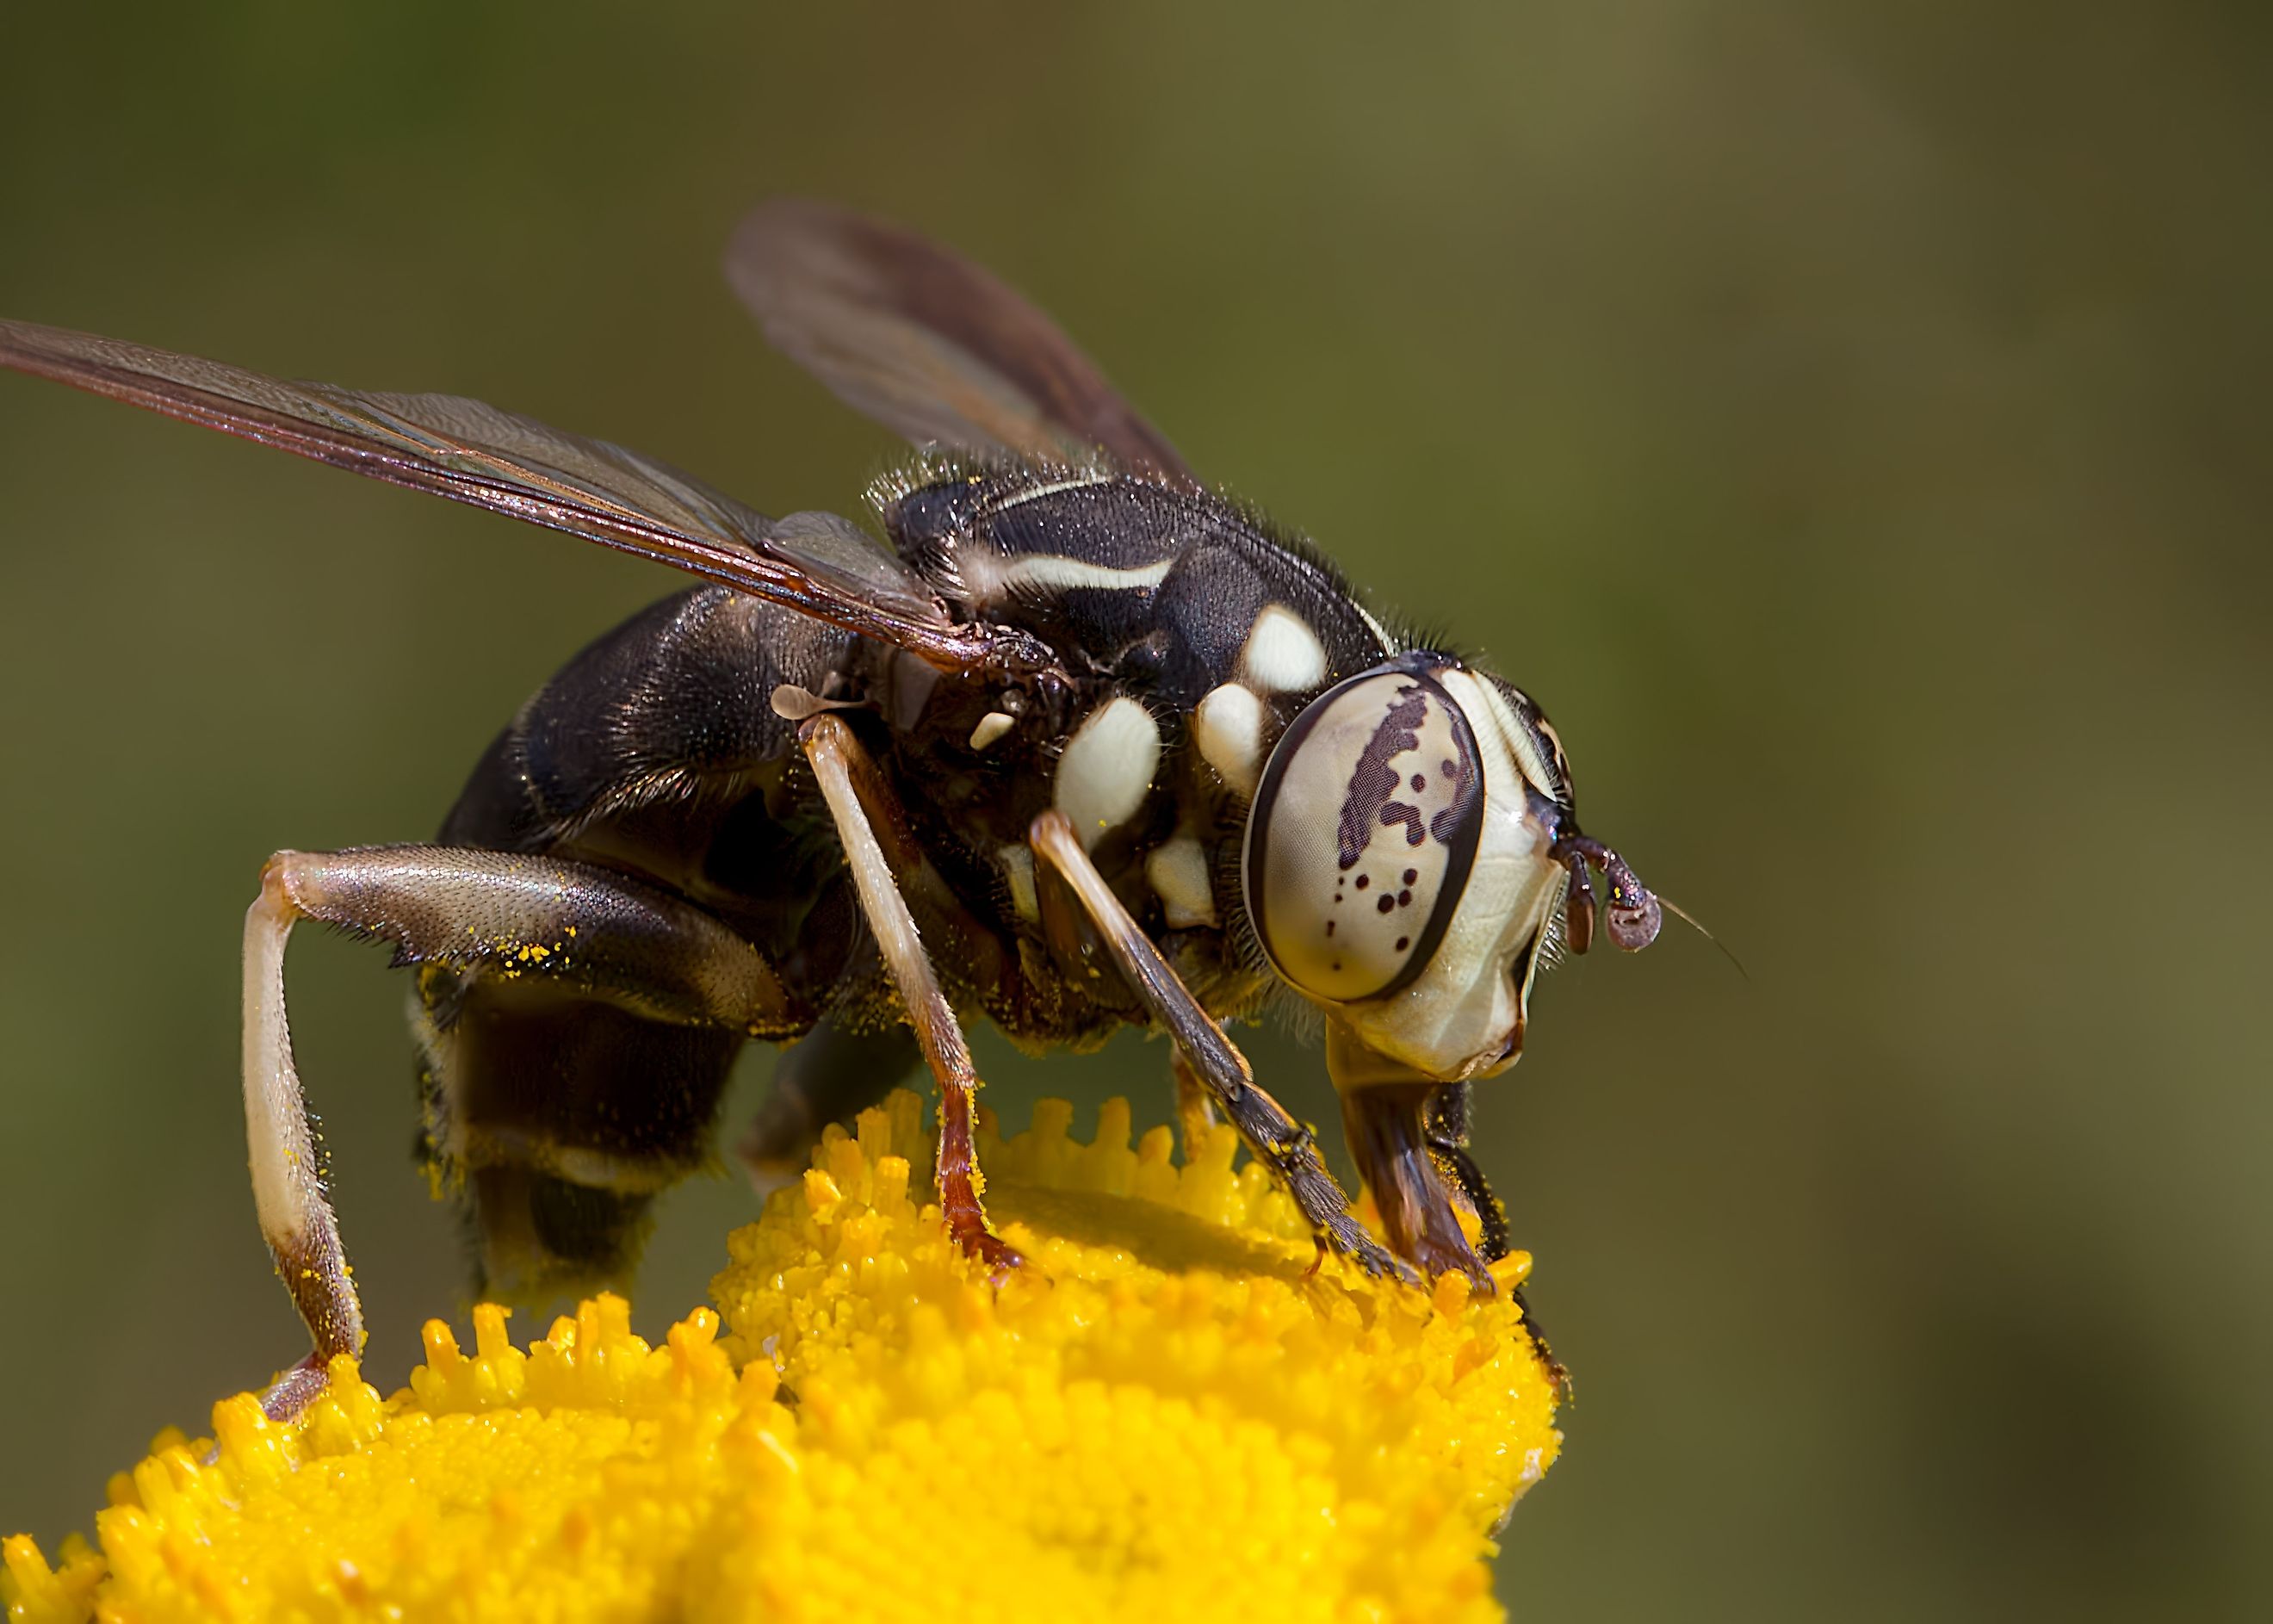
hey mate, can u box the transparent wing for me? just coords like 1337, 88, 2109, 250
725, 197, 1200, 490
0, 318, 1006, 672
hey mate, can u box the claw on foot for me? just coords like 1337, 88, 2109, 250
257, 1352, 331, 1424
951, 1219, 1025, 1283
1322, 1217, 1422, 1288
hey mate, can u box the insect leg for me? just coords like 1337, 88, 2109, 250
798, 715, 1020, 1274
1421, 1083, 1510, 1261
1027, 809, 1416, 1286
1337, 1081, 1496, 1292
737, 1016, 922, 1187
245, 844, 799, 1418
1420, 1083, 1568, 1392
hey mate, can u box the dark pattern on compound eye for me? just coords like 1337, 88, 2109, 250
1335, 684, 1432, 871
1378, 803, 1427, 846
1429, 753, 1474, 844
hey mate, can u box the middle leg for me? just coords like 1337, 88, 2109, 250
799, 714, 1019, 1273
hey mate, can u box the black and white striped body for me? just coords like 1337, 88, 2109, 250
2, 198, 1652, 1410
422, 465, 1409, 1290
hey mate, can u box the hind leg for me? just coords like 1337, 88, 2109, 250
244, 844, 801, 1417
737, 1016, 923, 1187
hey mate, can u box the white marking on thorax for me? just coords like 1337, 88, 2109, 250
1146, 835, 1219, 929
1193, 683, 1265, 798
1238, 604, 1328, 693
998, 843, 1039, 922
981, 472, 1117, 512
1353, 599, 1396, 654
960, 550, 1176, 605
969, 710, 1014, 751
1054, 696, 1162, 851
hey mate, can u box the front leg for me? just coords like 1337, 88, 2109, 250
799, 715, 1019, 1274
1027, 810, 1415, 1286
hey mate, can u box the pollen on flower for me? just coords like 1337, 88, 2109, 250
2, 1090, 1560, 1623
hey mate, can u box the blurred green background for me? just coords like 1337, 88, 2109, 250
3, 3, 2266, 1615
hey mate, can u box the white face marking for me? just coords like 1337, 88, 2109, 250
1192, 682, 1264, 798
1451, 671, 1559, 801
968, 710, 1014, 751
961, 551, 1176, 606
1336, 669, 1566, 1080
1145, 835, 1218, 929
997, 843, 1039, 922
1238, 604, 1328, 694
1053, 697, 1162, 851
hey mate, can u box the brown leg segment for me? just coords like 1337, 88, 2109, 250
1338, 1082, 1494, 1292
244, 845, 799, 1418
800, 716, 1019, 1274
1028, 809, 1414, 1286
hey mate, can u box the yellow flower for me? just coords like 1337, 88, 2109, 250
3, 1091, 1558, 1623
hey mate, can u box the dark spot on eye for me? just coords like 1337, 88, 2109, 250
1441, 759, 1456, 778
1410, 773, 1427, 792
1378, 802, 1428, 846
1398, 889, 1412, 907
1377, 895, 1395, 914
1331, 961, 1342, 972
1395, 936, 1409, 951
1355, 874, 1369, 890
1325, 920, 1336, 937
1403, 869, 1417, 885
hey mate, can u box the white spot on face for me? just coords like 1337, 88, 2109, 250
1145, 836, 1218, 928
1238, 604, 1328, 693
961, 551, 1175, 606
998, 844, 1039, 922
1193, 683, 1265, 798
1054, 696, 1162, 851
968, 710, 1014, 751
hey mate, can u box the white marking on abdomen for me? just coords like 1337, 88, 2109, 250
1055, 696, 1162, 851
1193, 682, 1265, 798
1239, 604, 1328, 693
1146, 836, 1219, 928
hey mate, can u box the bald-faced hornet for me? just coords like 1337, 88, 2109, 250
0, 201, 1660, 1416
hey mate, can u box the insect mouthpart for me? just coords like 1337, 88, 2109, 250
1548, 827, 1662, 955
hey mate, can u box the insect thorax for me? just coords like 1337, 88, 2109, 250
863, 466, 1403, 1040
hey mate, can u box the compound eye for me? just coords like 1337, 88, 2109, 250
1242, 664, 1484, 1002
